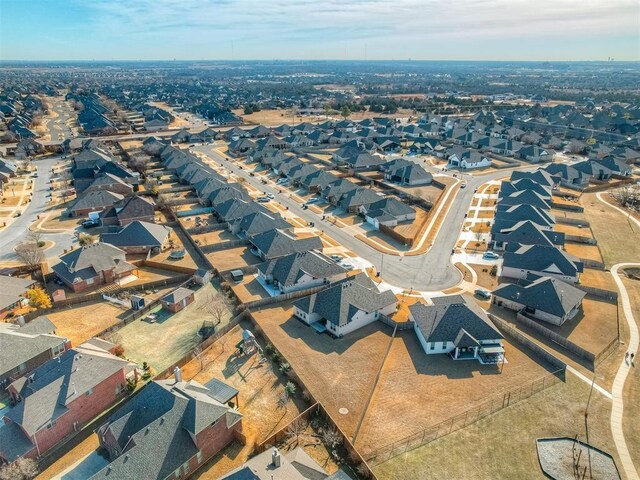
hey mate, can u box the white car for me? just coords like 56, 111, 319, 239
340, 262, 354, 271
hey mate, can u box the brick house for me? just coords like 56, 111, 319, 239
100, 221, 172, 255
91, 371, 242, 480
0, 340, 136, 463
160, 287, 195, 313
0, 274, 36, 320
99, 195, 156, 227
0, 316, 70, 390
52, 243, 138, 293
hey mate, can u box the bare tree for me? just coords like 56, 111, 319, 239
201, 292, 231, 326
611, 185, 640, 210
129, 155, 150, 175
286, 418, 308, 446
322, 426, 342, 450
277, 390, 290, 411
15, 238, 44, 271
0, 457, 39, 480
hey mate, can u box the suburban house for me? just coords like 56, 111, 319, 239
491, 220, 565, 250
257, 250, 348, 295
0, 275, 36, 319
338, 187, 382, 213
447, 147, 491, 169
544, 164, 590, 188
293, 273, 397, 337
100, 221, 172, 254
501, 244, 584, 283
160, 287, 196, 313
595, 157, 632, 176
492, 273, 586, 326
409, 295, 504, 364
99, 195, 156, 227
84, 173, 135, 196
0, 316, 70, 390
249, 229, 324, 261
496, 189, 552, 211
92, 374, 242, 480
573, 160, 613, 181
517, 145, 552, 163
70, 190, 124, 217
0, 340, 135, 463
380, 158, 433, 186
491, 204, 555, 234
359, 197, 416, 229
52, 243, 138, 293
221, 447, 342, 480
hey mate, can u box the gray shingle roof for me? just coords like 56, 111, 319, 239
91, 379, 241, 480
250, 229, 323, 260
6, 342, 133, 437
503, 244, 584, 277
257, 250, 347, 288
52, 242, 133, 284
100, 221, 171, 249
0, 320, 65, 378
410, 295, 502, 344
0, 274, 35, 311
493, 274, 586, 317
294, 273, 397, 327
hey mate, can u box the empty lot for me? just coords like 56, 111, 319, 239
47, 301, 128, 346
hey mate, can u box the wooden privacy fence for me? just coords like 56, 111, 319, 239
364, 368, 565, 466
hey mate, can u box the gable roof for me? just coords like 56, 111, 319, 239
410, 295, 502, 344
294, 273, 397, 327
249, 229, 323, 260
91, 379, 241, 480
52, 242, 133, 284
100, 221, 171, 249
493, 273, 585, 318
503, 244, 583, 278
0, 275, 36, 311
257, 250, 347, 288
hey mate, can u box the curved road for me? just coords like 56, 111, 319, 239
0, 156, 77, 263
196, 144, 534, 291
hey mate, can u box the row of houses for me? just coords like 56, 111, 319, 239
489, 169, 587, 326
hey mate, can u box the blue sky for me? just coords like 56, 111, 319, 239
1, 0, 638, 61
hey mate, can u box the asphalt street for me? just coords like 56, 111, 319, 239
194, 144, 533, 291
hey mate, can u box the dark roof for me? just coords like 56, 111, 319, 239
410, 295, 502, 344
0, 422, 34, 461
52, 242, 133, 284
493, 274, 586, 318
257, 250, 347, 288
294, 273, 397, 327
0, 319, 65, 377
91, 379, 241, 480
6, 342, 133, 437
250, 229, 323, 260
0, 274, 36, 311
503, 244, 583, 278
100, 221, 171, 248
204, 378, 239, 404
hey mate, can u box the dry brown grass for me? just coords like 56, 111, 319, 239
47, 301, 126, 346
355, 329, 557, 452
250, 305, 392, 442
207, 247, 261, 272
564, 243, 603, 263
36, 433, 100, 479
372, 374, 617, 480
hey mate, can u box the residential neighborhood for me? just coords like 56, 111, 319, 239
1, 49, 639, 480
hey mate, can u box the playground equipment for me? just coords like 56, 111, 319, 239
236, 329, 264, 357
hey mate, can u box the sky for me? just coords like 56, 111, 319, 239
0, 0, 639, 61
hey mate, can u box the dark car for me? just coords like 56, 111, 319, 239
82, 219, 99, 228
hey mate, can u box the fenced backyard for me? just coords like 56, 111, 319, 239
364, 368, 565, 466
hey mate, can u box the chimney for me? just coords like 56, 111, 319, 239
174, 366, 182, 383
271, 448, 281, 468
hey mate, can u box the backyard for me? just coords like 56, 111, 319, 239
108, 282, 233, 373
372, 374, 618, 480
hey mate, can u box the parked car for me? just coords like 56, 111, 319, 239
340, 262, 355, 271
483, 251, 499, 260
330, 255, 343, 262
266, 193, 275, 199
256, 196, 270, 203
475, 289, 491, 300
276, 178, 288, 185
305, 197, 319, 205
82, 219, 99, 228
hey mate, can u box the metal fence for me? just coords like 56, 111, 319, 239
364, 369, 565, 466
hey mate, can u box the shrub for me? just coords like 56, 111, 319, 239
278, 361, 291, 373
285, 381, 296, 397
113, 345, 125, 356
264, 343, 275, 356
126, 377, 137, 392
